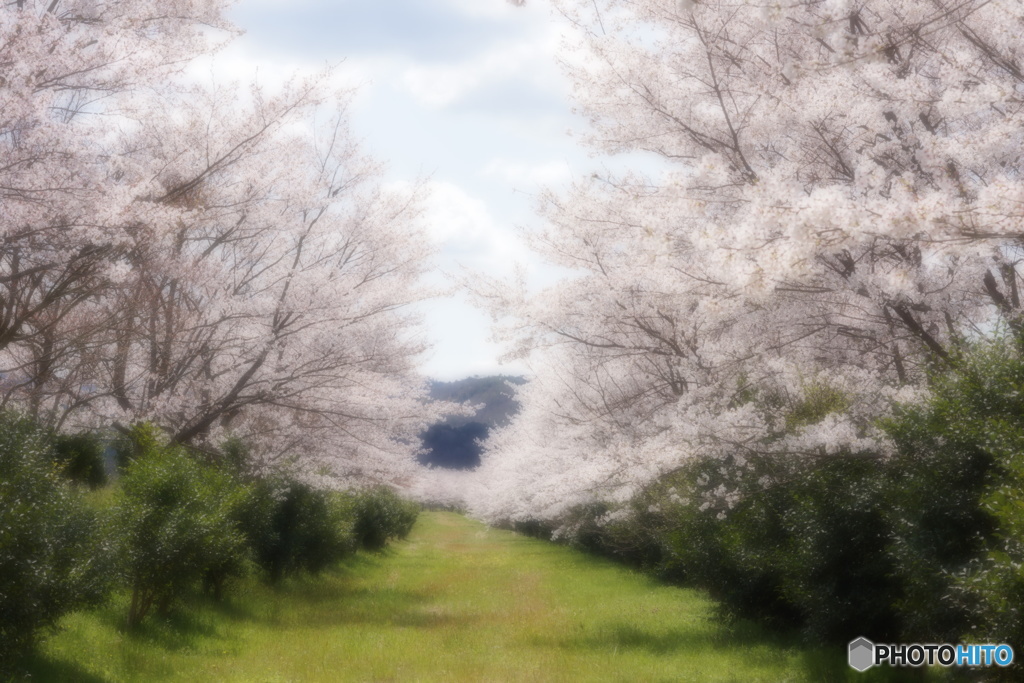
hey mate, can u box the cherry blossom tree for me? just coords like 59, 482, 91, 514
473, 0, 1024, 522
89, 81, 438, 480
0, 1, 441, 483
0, 0, 235, 422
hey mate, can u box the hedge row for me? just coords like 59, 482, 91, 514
522, 338, 1024, 660
0, 421, 419, 670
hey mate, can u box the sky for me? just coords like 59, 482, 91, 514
202, 0, 595, 381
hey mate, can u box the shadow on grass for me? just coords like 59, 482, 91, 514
256, 580, 473, 630
110, 554, 469, 634
534, 623, 737, 655
532, 618, 932, 682
531, 620, 793, 660
15, 653, 109, 683
532, 540, 949, 683
20, 553, 462, 676
92, 598, 231, 654
11, 596, 236, 680
797, 649, 943, 683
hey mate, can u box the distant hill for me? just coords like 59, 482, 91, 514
428, 375, 526, 428
419, 376, 526, 470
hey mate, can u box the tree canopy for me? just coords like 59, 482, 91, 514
470, 0, 1024, 522
0, 0, 438, 483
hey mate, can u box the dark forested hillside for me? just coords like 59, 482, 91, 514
419, 376, 525, 470
427, 376, 525, 428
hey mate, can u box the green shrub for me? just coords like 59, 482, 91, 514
52, 431, 108, 488
241, 478, 356, 582
884, 338, 1024, 651
560, 502, 616, 555
653, 447, 988, 644
784, 382, 850, 432
513, 339, 1024, 650
111, 421, 163, 472
974, 462, 1024, 654
0, 413, 110, 669
555, 437, 984, 645
661, 455, 806, 632
352, 486, 419, 551
881, 411, 995, 643
775, 457, 903, 642
658, 455, 900, 642
560, 496, 680, 580
566, 341, 1019, 647
111, 431, 249, 626
217, 435, 253, 475
509, 518, 554, 540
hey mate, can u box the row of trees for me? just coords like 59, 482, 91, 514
2, 415, 420, 669
0, 0, 437, 478
464, 0, 1024, 650
493, 337, 1024, 653
474, 0, 1024, 524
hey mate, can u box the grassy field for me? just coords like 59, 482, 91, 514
24, 512, 912, 682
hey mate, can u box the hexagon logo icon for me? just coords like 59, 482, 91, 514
849, 637, 875, 672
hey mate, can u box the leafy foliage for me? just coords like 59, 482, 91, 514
0, 413, 110, 669
783, 383, 850, 433
51, 432, 108, 489
886, 338, 1024, 651
112, 422, 165, 473
352, 487, 420, 551
111, 430, 250, 626
521, 336, 1024, 650
240, 479, 357, 583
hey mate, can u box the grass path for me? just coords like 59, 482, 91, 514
30, 512, 881, 682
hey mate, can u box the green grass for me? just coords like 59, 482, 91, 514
24, 512, 918, 682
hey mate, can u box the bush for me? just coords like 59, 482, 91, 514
52, 431, 108, 488
493, 339, 1024, 653
551, 338, 1024, 648
545, 436, 983, 644
656, 455, 808, 633
647, 445, 993, 644
509, 518, 554, 540
773, 457, 902, 642
240, 478, 356, 582
0, 413, 110, 669
218, 435, 252, 475
111, 421, 164, 472
559, 498, 680, 579
881, 410, 996, 643
352, 486, 419, 551
884, 338, 1024, 651
111, 430, 249, 626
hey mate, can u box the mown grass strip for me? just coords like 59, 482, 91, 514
27, 512, 911, 682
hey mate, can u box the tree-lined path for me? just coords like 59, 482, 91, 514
33, 512, 865, 682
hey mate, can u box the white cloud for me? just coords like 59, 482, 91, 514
403, 180, 533, 276
415, 293, 530, 380
441, 0, 522, 19
395, 180, 539, 380
187, 38, 378, 92
482, 158, 572, 188
400, 25, 562, 109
